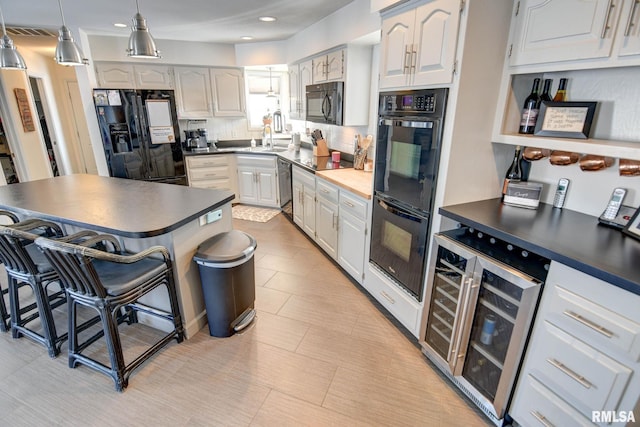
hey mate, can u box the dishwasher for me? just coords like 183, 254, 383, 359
277, 157, 293, 219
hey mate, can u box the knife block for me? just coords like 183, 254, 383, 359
313, 138, 330, 157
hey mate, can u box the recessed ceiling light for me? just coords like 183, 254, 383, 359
258, 16, 277, 22
113, 23, 128, 28
241, 36, 254, 40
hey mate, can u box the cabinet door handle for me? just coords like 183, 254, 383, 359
410, 44, 417, 73
563, 310, 614, 338
530, 411, 555, 427
547, 358, 593, 389
380, 290, 396, 304
601, 0, 615, 39
403, 45, 412, 74
624, 0, 640, 36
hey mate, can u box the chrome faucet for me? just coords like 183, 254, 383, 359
262, 124, 273, 149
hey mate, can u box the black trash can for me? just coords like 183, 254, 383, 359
194, 230, 257, 337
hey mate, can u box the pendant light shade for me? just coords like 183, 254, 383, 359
0, 4, 26, 70
127, 0, 160, 59
55, 0, 87, 66
266, 67, 276, 98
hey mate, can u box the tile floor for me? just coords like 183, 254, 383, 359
0, 213, 490, 426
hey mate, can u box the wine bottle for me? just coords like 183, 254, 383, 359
553, 78, 568, 102
502, 146, 523, 199
540, 79, 553, 102
518, 78, 541, 134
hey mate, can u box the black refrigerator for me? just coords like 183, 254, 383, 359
93, 89, 186, 184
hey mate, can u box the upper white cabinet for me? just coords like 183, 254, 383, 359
289, 60, 313, 120
379, 0, 462, 89
210, 68, 246, 117
174, 67, 214, 119
95, 63, 173, 89
508, 0, 640, 69
313, 49, 345, 83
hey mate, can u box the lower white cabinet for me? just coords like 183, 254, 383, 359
237, 156, 278, 207
292, 166, 316, 239
337, 191, 368, 284
185, 154, 237, 200
315, 180, 339, 260
510, 262, 640, 427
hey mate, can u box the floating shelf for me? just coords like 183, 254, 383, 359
492, 133, 640, 161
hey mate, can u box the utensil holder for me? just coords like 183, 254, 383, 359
354, 148, 367, 170
313, 139, 330, 156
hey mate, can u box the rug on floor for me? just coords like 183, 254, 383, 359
232, 205, 280, 222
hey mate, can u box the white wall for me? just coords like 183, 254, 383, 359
88, 35, 237, 66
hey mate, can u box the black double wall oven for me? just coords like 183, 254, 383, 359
369, 88, 448, 301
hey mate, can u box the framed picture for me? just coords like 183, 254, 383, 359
622, 207, 640, 242
534, 101, 597, 139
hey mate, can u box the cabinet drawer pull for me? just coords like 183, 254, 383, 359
530, 410, 555, 427
380, 290, 396, 304
547, 358, 592, 389
624, 0, 640, 36
320, 188, 330, 194
601, 0, 615, 39
563, 310, 614, 338
204, 173, 217, 177
343, 201, 355, 208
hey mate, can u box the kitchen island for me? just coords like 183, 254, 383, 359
0, 174, 235, 337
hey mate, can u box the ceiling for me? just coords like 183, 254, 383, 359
2, 0, 356, 51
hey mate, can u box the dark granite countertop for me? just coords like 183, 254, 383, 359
440, 199, 640, 295
0, 174, 234, 238
183, 142, 353, 173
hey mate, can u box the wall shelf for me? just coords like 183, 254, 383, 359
493, 133, 640, 161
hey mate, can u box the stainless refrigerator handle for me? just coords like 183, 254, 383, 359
453, 277, 478, 365
447, 273, 467, 364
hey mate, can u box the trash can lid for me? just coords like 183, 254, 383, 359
194, 230, 257, 265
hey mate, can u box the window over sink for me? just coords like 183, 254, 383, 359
244, 67, 287, 130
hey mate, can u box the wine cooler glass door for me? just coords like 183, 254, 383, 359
460, 255, 541, 419
424, 235, 478, 373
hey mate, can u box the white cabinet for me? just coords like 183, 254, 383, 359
510, 262, 640, 427
236, 155, 278, 207
508, 0, 640, 68
289, 59, 314, 120
174, 67, 214, 119
288, 64, 301, 119
185, 154, 237, 201
210, 68, 246, 117
292, 166, 316, 239
379, 0, 462, 89
337, 191, 368, 284
313, 49, 344, 83
95, 63, 173, 89
315, 179, 339, 260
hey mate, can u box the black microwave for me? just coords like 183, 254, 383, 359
305, 82, 343, 126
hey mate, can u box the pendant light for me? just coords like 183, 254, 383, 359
127, 0, 161, 59
0, 3, 26, 70
55, 0, 87, 66
266, 67, 276, 98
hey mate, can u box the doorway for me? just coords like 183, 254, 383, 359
29, 77, 59, 176
66, 80, 97, 174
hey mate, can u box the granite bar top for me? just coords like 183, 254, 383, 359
0, 174, 234, 238
440, 198, 640, 295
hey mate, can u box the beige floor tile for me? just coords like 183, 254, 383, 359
251, 390, 368, 427
248, 310, 310, 352
255, 266, 277, 287
228, 341, 337, 406
255, 284, 291, 314
276, 294, 360, 334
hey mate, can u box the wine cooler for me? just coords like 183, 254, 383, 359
420, 228, 549, 425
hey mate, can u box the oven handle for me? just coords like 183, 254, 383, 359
382, 119, 434, 129
377, 198, 426, 223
